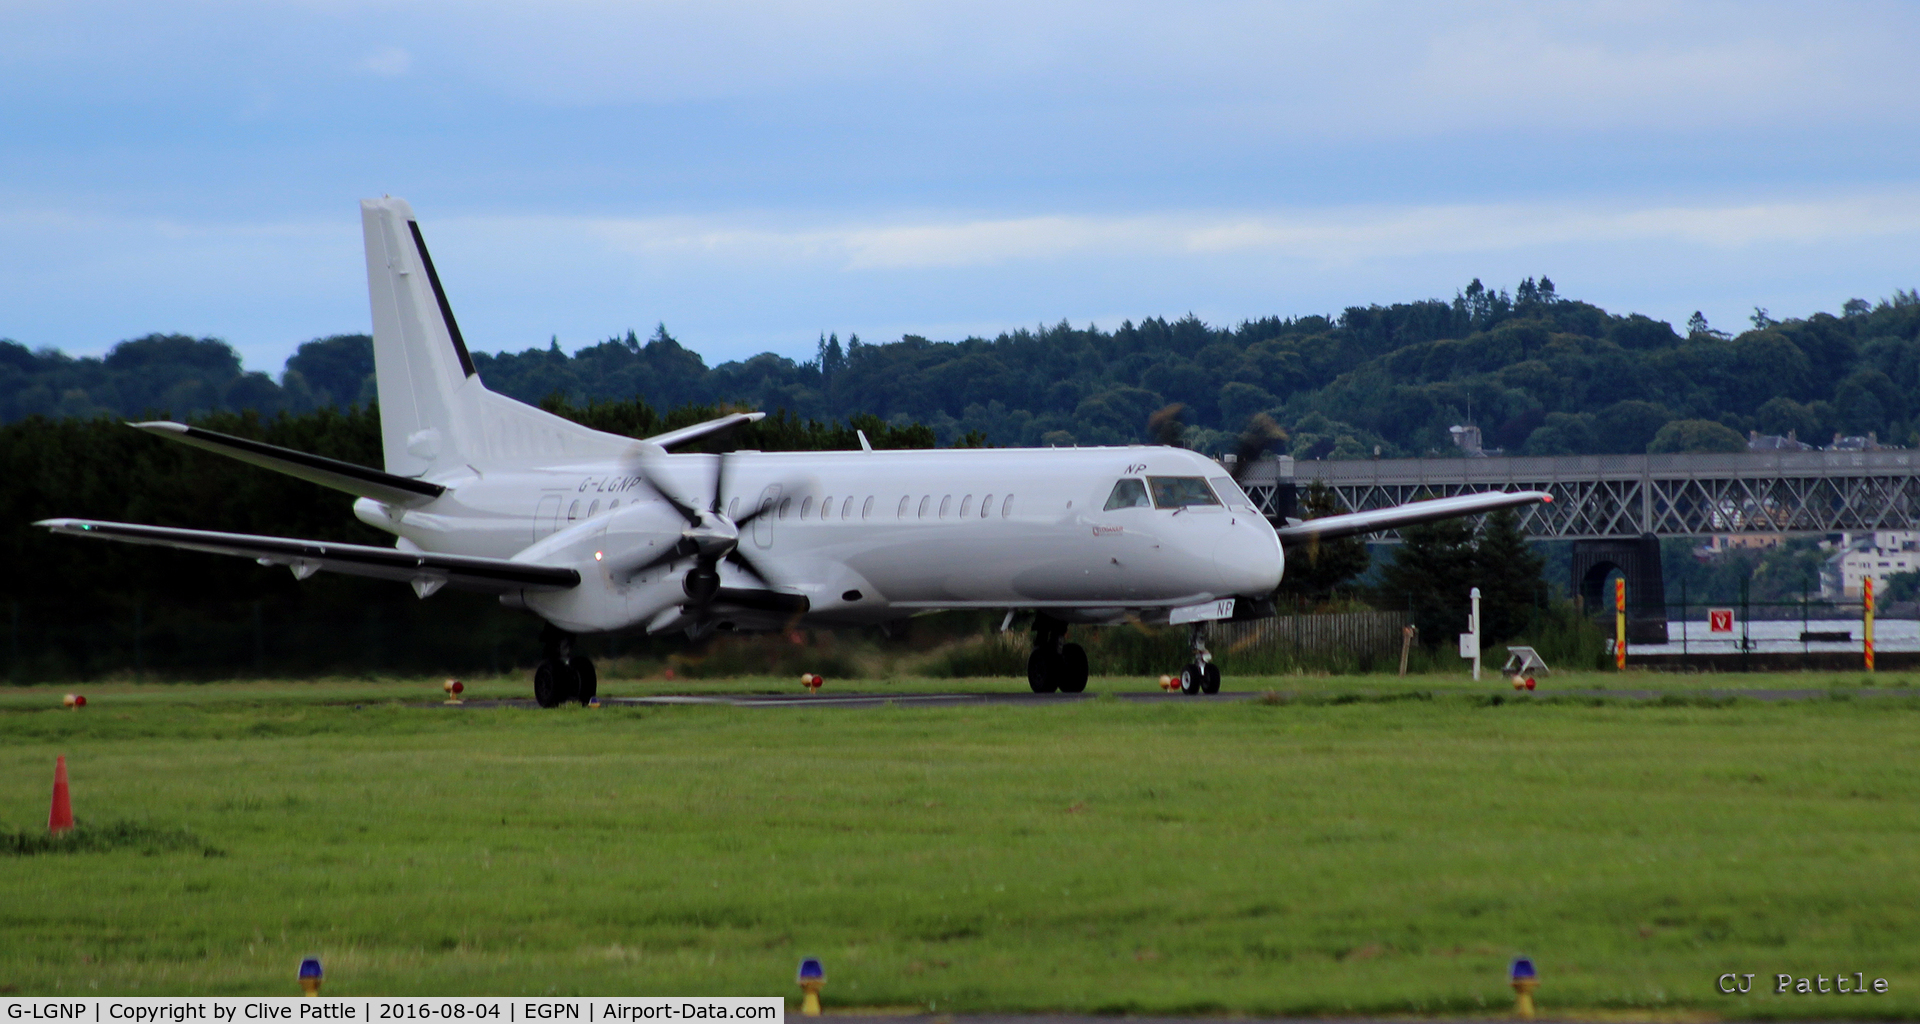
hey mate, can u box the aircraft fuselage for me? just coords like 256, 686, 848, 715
353, 444, 1284, 634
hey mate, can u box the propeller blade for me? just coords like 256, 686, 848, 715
629, 545, 686, 576
728, 478, 813, 529
711, 450, 731, 515
724, 547, 775, 589
629, 467, 702, 527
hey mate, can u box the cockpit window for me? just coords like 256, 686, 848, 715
1210, 476, 1253, 509
1103, 478, 1151, 510
1148, 476, 1221, 509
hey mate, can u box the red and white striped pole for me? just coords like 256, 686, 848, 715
1615, 577, 1627, 670
1865, 576, 1876, 673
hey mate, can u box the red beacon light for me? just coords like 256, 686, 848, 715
801, 673, 823, 694
62, 694, 86, 709
442, 679, 465, 705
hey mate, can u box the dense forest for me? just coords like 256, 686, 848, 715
6, 280, 1918, 457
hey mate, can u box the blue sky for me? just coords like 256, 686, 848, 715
3, 1, 1918, 373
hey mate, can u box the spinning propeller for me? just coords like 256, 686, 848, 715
621, 447, 789, 614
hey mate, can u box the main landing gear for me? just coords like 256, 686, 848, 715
1027, 615, 1089, 694
532, 624, 597, 708
1177, 621, 1221, 695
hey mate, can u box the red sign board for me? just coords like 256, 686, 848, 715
1708, 608, 1734, 633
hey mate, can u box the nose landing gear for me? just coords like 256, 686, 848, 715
1176, 622, 1221, 695
1027, 615, 1089, 694
532, 624, 597, 708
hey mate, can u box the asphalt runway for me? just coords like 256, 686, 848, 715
426, 686, 1911, 710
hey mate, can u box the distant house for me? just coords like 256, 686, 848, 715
1748, 430, 1812, 452
1823, 531, 1920, 598
1826, 431, 1891, 451
1448, 423, 1487, 457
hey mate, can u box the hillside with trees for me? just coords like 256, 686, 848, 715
4, 281, 1917, 457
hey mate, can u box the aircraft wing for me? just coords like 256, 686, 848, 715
1273, 489, 1551, 547
35, 519, 579, 595
131, 421, 446, 506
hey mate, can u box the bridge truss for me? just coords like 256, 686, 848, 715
1237, 450, 1920, 539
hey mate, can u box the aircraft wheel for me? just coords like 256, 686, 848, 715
1179, 662, 1203, 695
1027, 648, 1060, 693
1057, 643, 1089, 693
532, 659, 573, 708
570, 656, 597, 705
1200, 662, 1221, 695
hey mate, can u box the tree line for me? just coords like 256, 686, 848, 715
6, 283, 1918, 458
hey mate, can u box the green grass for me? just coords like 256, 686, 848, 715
2, 678, 1918, 1017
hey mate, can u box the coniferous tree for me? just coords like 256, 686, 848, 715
1277, 481, 1370, 606
1471, 507, 1547, 645
1377, 515, 1476, 650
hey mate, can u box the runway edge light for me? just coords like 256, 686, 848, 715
299, 957, 323, 997
1510, 956, 1538, 1020
443, 679, 465, 705
797, 957, 825, 1016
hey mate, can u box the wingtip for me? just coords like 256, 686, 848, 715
128, 420, 187, 433
744, 411, 767, 423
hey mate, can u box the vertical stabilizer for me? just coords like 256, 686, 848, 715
361, 198, 629, 476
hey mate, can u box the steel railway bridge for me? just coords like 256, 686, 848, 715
1236, 449, 1920, 642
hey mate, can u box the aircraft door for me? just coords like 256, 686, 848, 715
533, 494, 562, 541
752, 485, 781, 549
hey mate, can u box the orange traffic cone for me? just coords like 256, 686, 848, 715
49, 755, 73, 834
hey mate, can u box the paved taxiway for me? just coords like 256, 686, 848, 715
426, 686, 1909, 710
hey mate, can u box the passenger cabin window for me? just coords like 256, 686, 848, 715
959, 495, 974, 518
897, 496, 910, 518
939, 495, 952, 518
980, 494, 993, 518
567, 499, 580, 521
727, 497, 738, 518
863, 496, 875, 519
918, 496, 930, 518
842, 496, 854, 518
779, 497, 792, 519
1103, 478, 1151, 510
1148, 476, 1221, 509
588, 499, 600, 517
800, 496, 814, 518
820, 496, 831, 519
1001, 494, 1014, 518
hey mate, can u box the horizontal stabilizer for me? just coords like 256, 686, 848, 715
642, 412, 767, 451
36, 519, 577, 595
131, 421, 445, 505
1274, 489, 1551, 547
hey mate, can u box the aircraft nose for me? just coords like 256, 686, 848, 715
1215, 520, 1283, 595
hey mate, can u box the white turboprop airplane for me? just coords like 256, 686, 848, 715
38, 198, 1550, 704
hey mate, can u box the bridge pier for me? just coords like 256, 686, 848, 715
1571, 534, 1669, 644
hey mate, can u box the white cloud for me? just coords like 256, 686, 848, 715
573, 190, 1920, 271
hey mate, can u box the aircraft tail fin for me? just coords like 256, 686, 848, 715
360, 197, 630, 476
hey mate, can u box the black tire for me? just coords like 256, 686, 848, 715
1058, 643, 1089, 693
532, 659, 570, 708
570, 656, 597, 704
1027, 648, 1060, 693
1200, 662, 1221, 694
1179, 662, 1202, 695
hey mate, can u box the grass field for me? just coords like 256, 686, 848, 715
3, 672, 1918, 1018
